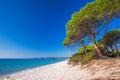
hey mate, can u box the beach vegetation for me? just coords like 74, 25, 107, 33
69, 45, 98, 65
63, 0, 120, 58
63, 0, 120, 65
68, 30, 120, 65
101, 29, 120, 57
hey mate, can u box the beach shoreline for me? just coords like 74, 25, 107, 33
0, 60, 67, 79
0, 59, 120, 80
0, 60, 90, 80
0, 58, 66, 78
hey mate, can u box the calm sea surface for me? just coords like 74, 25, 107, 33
0, 58, 67, 76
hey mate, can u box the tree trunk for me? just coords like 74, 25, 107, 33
91, 34, 103, 57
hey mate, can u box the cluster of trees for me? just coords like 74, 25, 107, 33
101, 30, 120, 57
63, 0, 120, 58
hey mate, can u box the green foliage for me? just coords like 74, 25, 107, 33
69, 45, 98, 65
78, 45, 95, 54
63, 0, 120, 58
78, 48, 84, 54
63, 0, 120, 46
102, 29, 120, 45
81, 51, 97, 65
64, 0, 120, 65
69, 51, 97, 65
86, 45, 95, 52
101, 29, 120, 53
68, 54, 83, 65
100, 29, 120, 57
62, 38, 70, 46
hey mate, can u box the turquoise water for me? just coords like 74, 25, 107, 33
0, 58, 67, 76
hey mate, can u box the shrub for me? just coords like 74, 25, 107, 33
68, 49, 98, 65
78, 48, 84, 55
68, 53, 83, 65
78, 45, 95, 54
85, 45, 95, 52
81, 51, 97, 65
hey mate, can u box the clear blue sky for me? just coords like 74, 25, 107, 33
0, 0, 94, 58
0, 0, 119, 58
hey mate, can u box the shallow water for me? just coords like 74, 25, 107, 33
0, 58, 67, 76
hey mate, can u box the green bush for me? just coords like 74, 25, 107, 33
69, 44, 108, 65
78, 48, 84, 55
78, 45, 95, 54
81, 51, 97, 65
85, 45, 95, 52
68, 53, 83, 65
68, 49, 98, 65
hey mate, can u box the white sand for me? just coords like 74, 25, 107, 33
0, 61, 91, 80
1, 59, 120, 80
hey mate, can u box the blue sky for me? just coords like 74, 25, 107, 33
1, 0, 119, 58
0, 0, 94, 58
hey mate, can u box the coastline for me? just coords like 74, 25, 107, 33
0, 59, 120, 80
0, 58, 67, 78
0, 60, 90, 80
0, 59, 68, 79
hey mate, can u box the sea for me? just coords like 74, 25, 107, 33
0, 57, 67, 77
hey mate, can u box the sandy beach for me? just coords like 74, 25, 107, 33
0, 59, 120, 80
0, 60, 90, 80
